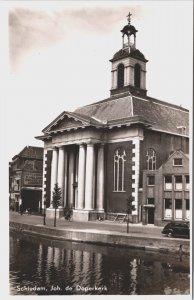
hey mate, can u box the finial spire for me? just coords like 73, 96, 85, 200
127, 12, 132, 25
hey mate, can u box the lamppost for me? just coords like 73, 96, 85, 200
43, 199, 46, 225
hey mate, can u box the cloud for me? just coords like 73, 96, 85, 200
9, 5, 143, 70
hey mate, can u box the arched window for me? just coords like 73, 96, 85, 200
146, 148, 156, 170
114, 148, 126, 191
117, 64, 124, 88
134, 63, 141, 88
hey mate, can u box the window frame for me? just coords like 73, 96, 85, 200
113, 148, 126, 192
185, 175, 189, 190
147, 175, 155, 186
174, 175, 183, 190
146, 148, 156, 171
174, 199, 183, 220
134, 63, 141, 88
117, 63, 125, 89
164, 175, 172, 190
173, 158, 183, 166
164, 198, 172, 219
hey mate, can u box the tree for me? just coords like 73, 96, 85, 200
52, 183, 62, 227
126, 196, 136, 233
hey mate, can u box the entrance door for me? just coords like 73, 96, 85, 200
21, 190, 41, 212
148, 208, 155, 224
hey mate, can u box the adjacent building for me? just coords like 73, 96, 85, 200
9, 146, 43, 213
142, 150, 189, 226
36, 13, 189, 224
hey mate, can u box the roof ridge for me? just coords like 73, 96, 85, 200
144, 95, 189, 112
75, 94, 131, 110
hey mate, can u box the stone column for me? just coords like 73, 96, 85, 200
124, 66, 127, 86
111, 71, 114, 89
57, 146, 65, 207
77, 144, 86, 209
68, 150, 74, 208
85, 144, 95, 210
126, 66, 130, 86
42, 149, 48, 209
96, 144, 104, 211
141, 70, 146, 90
50, 148, 58, 207
130, 66, 134, 86
113, 70, 117, 89
132, 138, 140, 221
63, 148, 68, 208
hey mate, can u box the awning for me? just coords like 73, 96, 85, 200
21, 187, 42, 191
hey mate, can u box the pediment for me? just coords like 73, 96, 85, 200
46, 113, 89, 133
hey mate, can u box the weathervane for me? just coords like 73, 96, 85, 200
127, 12, 132, 25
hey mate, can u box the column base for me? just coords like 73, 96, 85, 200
72, 210, 105, 222
46, 207, 64, 219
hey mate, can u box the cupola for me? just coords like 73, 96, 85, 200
110, 12, 148, 97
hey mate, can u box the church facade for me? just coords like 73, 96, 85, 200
36, 13, 189, 224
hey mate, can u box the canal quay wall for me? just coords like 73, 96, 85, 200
10, 221, 190, 254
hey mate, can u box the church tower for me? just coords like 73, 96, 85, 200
110, 12, 148, 97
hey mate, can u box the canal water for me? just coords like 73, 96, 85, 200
10, 231, 190, 295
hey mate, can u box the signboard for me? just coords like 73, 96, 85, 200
23, 172, 42, 186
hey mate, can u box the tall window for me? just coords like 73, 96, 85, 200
117, 64, 124, 88
185, 175, 189, 190
146, 148, 156, 170
114, 148, 126, 191
134, 63, 141, 88
164, 175, 172, 190
164, 199, 172, 218
175, 199, 182, 219
175, 175, 182, 190
185, 199, 190, 220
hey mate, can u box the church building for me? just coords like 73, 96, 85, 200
36, 13, 189, 224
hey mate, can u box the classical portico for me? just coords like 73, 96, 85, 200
44, 139, 105, 221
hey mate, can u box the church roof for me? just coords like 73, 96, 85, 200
74, 93, 189, 136
38, 92, 189, 138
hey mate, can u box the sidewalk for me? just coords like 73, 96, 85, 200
9, 211, 190, 253
9, 211, 164, 237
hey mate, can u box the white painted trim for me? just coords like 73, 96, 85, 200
130, 95, 134, 117
107, 136, 144, 144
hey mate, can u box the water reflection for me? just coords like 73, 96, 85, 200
9, 232, 190, 295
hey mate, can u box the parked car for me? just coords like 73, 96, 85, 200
162, 222, 190, 239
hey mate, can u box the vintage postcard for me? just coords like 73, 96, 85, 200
3, 1, 193, 299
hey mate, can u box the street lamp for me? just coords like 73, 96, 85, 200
43, 199, 46, 225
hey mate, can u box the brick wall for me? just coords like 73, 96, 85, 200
105, 141, 133, 213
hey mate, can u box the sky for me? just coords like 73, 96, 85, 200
3, 1, 193, 162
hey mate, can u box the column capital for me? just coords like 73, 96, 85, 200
86, 143, 95, 148
98, 143, 105, 147
79, 143, 86, 148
